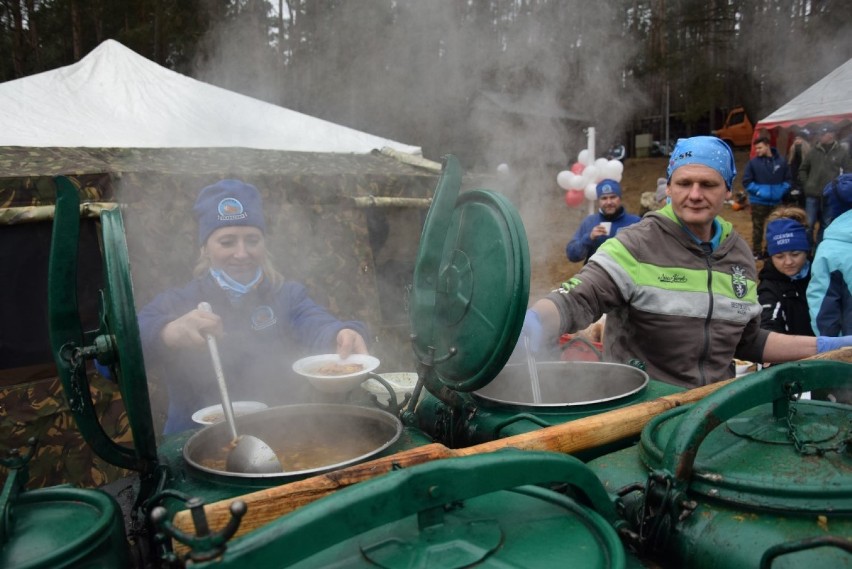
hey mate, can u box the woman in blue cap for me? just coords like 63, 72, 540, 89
138, 179, 370, 434
520, 136, 852, 388
757, 208, 814, 336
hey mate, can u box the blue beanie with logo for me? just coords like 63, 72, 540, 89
596, 179, 622, 199
193, 179, 266, 245
666, 136, 737, 189
765, 218, 810, 256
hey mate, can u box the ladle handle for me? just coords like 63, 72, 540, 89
198, 302, 239, 441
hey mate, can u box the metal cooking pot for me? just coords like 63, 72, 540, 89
183, 404, 402, 480
474, 361, 649, 408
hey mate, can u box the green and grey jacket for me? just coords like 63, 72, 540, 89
546, 205, 768, 388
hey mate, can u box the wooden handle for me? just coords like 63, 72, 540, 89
171, 348, 852, 548
171, 376, 728, 546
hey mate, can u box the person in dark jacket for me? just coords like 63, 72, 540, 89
566, 179, 641, 264
758, 209, 814, 336
138, 179, 370, 434
784, 129, 810, 208
742, 136, 791, 259
799, 124, 851, 244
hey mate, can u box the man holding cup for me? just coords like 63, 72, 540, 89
566, 179, 641, 264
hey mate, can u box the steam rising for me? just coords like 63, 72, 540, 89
188, 2, 645, 298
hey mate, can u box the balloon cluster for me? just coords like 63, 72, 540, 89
558, 150, 624, 208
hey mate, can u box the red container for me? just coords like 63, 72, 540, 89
558, 334, 603, 362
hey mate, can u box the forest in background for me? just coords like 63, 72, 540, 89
2, 1, 850, 173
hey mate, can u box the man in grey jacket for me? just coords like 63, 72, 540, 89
521, 136, 852, 388
799, 124, 850, 243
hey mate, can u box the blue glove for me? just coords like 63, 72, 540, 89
521, 309, 543, 354
816, 336, 852, 353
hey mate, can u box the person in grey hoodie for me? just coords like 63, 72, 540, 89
799, 124, 850, 243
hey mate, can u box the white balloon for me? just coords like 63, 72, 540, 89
578, 149, 591, 166
584, 182, 598, 201
611, 170, 623, 183
570, 174, 586, 190
609, 160, 624, 176
582, 165, 598, 184
497, 163, 510, 175
556, 170, 573, 190
594, 157, 609, 171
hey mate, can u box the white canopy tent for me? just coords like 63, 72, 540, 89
753, 57, 852, 148
0, 39, 421, 155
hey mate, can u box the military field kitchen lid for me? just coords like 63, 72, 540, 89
410, 155, 530, 392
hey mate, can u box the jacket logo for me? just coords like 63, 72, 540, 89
251, 305, 277, 330
658, 273, 687, 283
731, 265, 748, 298
555, 277, 582, 295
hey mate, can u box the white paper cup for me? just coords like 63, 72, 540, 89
599, 221, 612, 235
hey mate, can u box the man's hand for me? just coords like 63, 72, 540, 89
817, 336, 852, 353
160, 308, 223, 349
590, 224, 609, 239
521, 309, 543, 354
337, 329, 369, 358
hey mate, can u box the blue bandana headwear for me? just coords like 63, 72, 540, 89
765, 218, 810, 256
596, 179, 622, 199
194, 179, 266, 245
666, 136, 737, 189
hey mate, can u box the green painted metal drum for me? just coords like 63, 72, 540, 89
1, 486, 130, 568
192, 451, 644, 568
587, 361, 852, 569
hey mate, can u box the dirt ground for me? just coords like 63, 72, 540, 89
522, 150, 755, 300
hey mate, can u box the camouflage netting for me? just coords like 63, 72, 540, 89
0, 146, 442, 489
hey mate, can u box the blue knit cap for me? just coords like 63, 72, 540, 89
765, 218, 810, 256
596, 179, 622, 199
193, 179, 266, 245
666, 136, 737, 189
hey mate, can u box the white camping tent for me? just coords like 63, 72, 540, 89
0, 39, 420, 155
754, 57, 852, 146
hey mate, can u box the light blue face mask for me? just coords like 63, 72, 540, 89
210, 267, 262, 301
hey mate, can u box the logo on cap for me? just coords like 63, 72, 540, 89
217, 198, 248, 221
600, 184, 615, 195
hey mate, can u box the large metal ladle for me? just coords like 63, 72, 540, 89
198, 302, 283, 474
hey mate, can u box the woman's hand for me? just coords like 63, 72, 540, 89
336, 328, 369, 358
160, 308, 223, 349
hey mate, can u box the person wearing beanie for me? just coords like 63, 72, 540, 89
757, 211, 814, 336
517, 135, 852, 389
742, 136, 791, 260
566, 179, 641, 264
137, 179, 371, 434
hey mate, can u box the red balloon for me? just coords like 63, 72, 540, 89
570, 162, 585, 175
564, 190, 584, 207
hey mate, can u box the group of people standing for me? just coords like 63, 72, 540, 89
547, 135, 851, 397
137, 131, 850, 435
744, 123, 850, 258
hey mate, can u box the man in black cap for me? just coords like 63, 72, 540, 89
799, 124, 850, 244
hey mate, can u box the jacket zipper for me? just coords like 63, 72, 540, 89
699, 251, 714, 385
